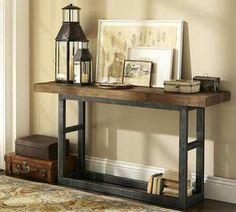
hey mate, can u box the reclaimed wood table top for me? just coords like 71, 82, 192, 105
34, 81, 231, 108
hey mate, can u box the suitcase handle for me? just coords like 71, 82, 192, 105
17, 161, 31, 174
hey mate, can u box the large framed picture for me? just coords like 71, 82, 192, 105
128, 47, 173, 88
96, 20, 183, 84
123, 60, 153, 87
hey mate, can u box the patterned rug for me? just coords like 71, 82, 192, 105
0, 176, 178, 211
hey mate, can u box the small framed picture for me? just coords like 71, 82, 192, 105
122, 60, 153, 87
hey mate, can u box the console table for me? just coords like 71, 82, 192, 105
34, 82, 230, 209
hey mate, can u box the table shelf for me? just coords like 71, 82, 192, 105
61, 171, 201, 209
66, 171, 148, 190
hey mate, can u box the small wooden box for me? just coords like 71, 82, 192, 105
178, 80, 200, 93
164, 80, 179, 92
193, 76, 220, 92
15, 134, 69, 161
164, 80, 200, 93
4, 153, 76, 184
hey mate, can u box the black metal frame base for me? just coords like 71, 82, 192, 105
58, 94, 205, 209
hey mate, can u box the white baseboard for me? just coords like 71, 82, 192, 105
84, 156, 236, 204
204, 176, 236, 204
85, 156, 165, 182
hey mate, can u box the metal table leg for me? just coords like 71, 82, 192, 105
196, 108, 205, 196
78, 101, 86, 173
58, 95, 66, 182
179, 108, 188, 208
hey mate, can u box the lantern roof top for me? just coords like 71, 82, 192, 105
74, 48, 92, 61
63, 4, 81, 10
56, 22, 87, 41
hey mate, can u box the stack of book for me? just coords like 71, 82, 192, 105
162, 170, 192, 197
147, 173, 163, 195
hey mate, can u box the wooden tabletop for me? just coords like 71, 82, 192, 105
34, 82, 231, 108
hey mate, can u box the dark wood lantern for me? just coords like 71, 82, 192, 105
73, 40, 93, 85
55, 4, 87, 83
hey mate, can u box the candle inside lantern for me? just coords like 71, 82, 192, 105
74, 61, 80, 83
82, 73, 88, 83
69, 56, 74, 81
57, 73, 66, 81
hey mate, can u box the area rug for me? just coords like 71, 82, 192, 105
0, 176, 178, 211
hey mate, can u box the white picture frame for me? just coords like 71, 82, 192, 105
128, 47, 174, 88
96, 20, 184, 83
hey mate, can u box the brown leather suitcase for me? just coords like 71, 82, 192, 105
15, 134, 70, 160
4, 153, 77, 184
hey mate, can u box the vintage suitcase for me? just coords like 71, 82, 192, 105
193, 76, 220, 92
164, 80, 180, 92
15, 134, 70, 160
178, 80, 200, 93
4, 153, 76, 184
164, 80, 200, 93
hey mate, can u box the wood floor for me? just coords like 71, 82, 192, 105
187, 199, 236, 212
0, 171, 235, 211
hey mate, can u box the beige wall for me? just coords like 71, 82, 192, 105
30, 0, 236, 179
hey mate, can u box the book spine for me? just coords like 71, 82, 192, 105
152, 177, 158, 194
147, 175, 154, 193
157, 177, 163, 195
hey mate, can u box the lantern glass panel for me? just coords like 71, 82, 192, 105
74, 61, 81, 83
74, 60, 91, 84
63, 11, 69, 22
70, 42, 80, 81
56, 41, 67, 81
72, 10, 79, 22
63, 10, 79, 22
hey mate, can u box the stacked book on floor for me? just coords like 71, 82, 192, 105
162, 170, 193, 197
147, 170, 193, 197
147, 173, 163, 195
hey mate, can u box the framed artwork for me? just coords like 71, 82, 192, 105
96, 20, 183, 83
123, 60, 153, 87
128, 47, 173, 88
